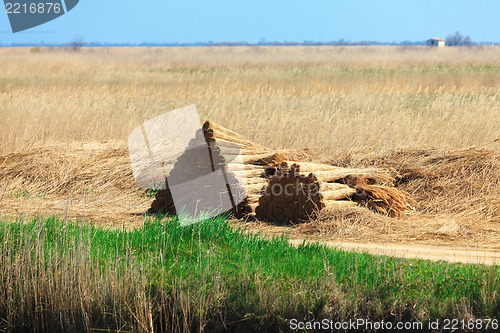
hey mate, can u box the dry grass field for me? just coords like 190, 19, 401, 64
0, 45, 499, 252
1, 46, 500, 153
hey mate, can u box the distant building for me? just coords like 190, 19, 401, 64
426, 38, 445, 47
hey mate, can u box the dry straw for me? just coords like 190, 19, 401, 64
0, 46, 498, 245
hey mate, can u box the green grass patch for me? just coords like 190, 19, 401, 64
0, 216, 498, 332
9, 190, 46, 198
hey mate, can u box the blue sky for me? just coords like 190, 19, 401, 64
1, 1, 499, 44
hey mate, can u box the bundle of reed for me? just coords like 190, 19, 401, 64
349, 184, 414, 218
148, 123, 275, 215
255, 162, 357, 222
148, 121, 414, 221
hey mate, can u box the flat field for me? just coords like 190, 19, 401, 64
0, 46, 500, 332
0, 46, 498, 250
1, 46, 499, 153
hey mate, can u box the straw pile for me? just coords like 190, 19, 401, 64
254, 161, 412, 222
149, 121, 415, 221
255, 163, 325, 222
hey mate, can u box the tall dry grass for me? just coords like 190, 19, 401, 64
0, 46, 499, 155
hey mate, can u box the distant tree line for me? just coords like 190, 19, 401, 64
445, 31, 473, 46
0, 40, 429, 48
2, 33, 493, 48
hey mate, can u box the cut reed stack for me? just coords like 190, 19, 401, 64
149, 121, 414, 221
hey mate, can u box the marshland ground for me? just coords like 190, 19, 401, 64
0, 45, 498, 250
0, 46, 499, 331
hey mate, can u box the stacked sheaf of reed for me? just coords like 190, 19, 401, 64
149, 121, 414, 222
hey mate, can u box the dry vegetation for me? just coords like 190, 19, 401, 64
0, 45, 500, 333
0, 45, 499, 249
1, 46, 499, 153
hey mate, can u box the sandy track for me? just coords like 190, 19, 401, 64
289, 238, 500, 266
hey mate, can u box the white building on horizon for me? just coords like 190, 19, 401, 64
426, 38, 445, 47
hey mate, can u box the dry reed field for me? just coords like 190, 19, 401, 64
1, 46, 500, 153
0, 45, 499, 250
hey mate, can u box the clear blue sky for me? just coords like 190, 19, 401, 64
1, 0, 499, 44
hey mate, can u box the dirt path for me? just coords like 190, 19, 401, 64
288, 238, 500, 266
235, 219, 500, 266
